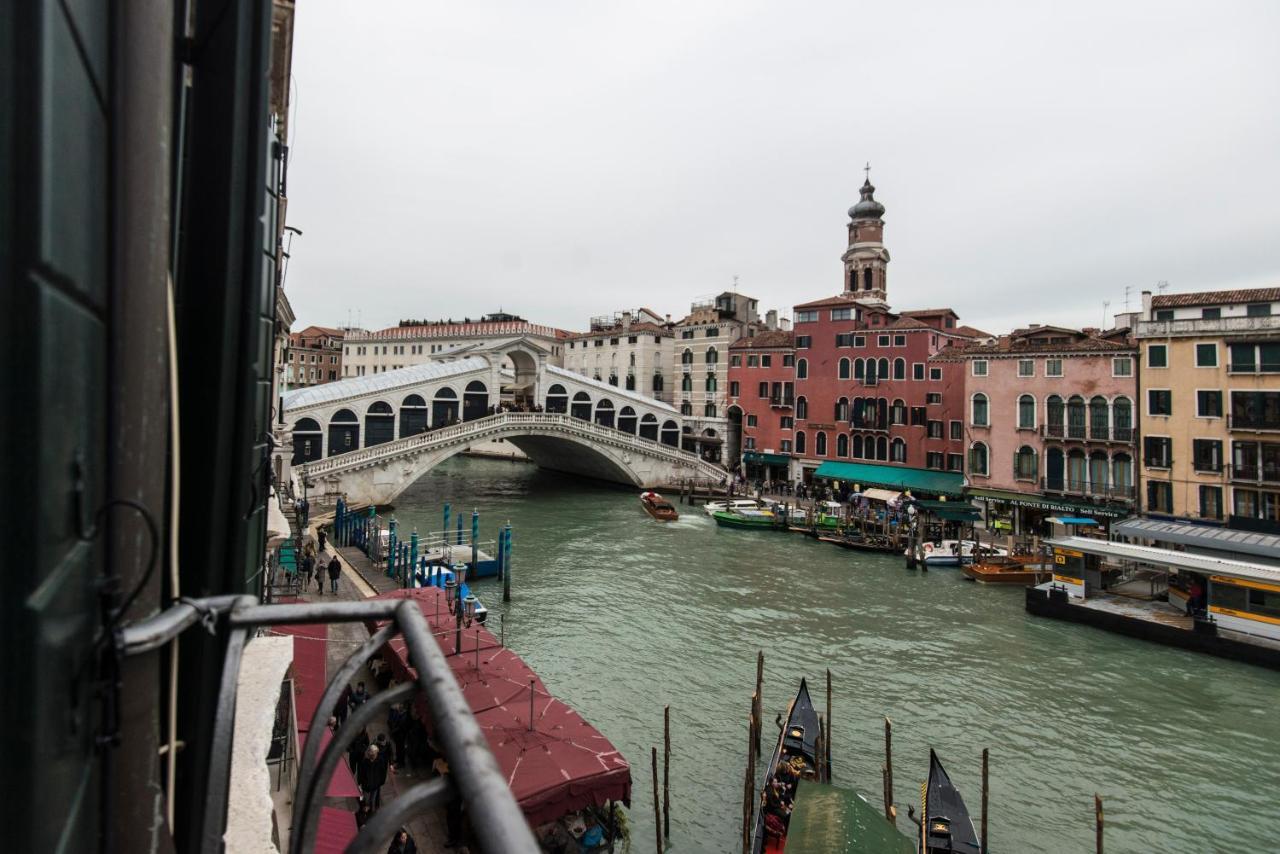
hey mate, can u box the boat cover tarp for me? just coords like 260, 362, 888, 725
813, 461, 965, 496
784, 781, 914, 854
366, 588, 631, 825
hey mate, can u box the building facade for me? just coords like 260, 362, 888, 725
342, 313, 567, 377
286, 325, 344, 387
1133, 287, 1280, 532
726, 330, 796, 481
936, 325, 1138, 533
563, 309, 673, 403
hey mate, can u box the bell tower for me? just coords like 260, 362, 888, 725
842, 165, 889, 304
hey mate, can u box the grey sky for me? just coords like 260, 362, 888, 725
286, 1, 1279, 335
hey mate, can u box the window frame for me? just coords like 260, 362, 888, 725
971, 359, 989, 377
1147, 344, 1168, 369
1195, 343, 1218, 368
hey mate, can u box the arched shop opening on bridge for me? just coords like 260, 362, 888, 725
463, 380, 489, 421
571, 392, 592, 421
594, 398, 615, 428
365, 400, 394, 446
327, 409, 359, 456
640, 414, 658, 440
291, 417, 322, 464
400, 394, 428, 437
433, 387, 459, 425
618, 406, 637, 434
545, 384, 568, 414
661, 419, 679, 447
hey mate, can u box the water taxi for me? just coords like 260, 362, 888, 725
639, 491, 679, 521
703, 497, 768, 517
963, 555, 1052, 585
712, 507, 779, 530
908, 539, 1008, 567
919, 750, 982, 854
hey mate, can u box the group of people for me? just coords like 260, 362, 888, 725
761, 754, 808, 840
489, 401, 542, 415
294, 495, 310, 527
298, 531, 341, 595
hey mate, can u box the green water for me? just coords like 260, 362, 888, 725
392, 457, 1279, 853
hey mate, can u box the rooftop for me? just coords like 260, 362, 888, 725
1151, 287, 1280, 309
282, 356, 490, 410
567, 321, 672, 340
729, 329, 795, 349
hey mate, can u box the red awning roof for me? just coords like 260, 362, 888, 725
313, 807, 358, 854
367, 588, 631, 825
273, 622, 328, 733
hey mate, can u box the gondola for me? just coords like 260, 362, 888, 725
818, 531, 902, 554
639, 491, 679, 521
751, 679, 820, 854
919, 750, 981, 854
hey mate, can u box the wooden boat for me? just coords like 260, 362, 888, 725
712, 508, 778, 530
919, 750, 981, 854
818, 532, 902, 554
963, 555, 1052, 585
639, 491, 678, 521
751, 679, 820, 854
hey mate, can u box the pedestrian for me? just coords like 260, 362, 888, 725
333, 685, 351, 728
375, 732, 395, 767
387, 828, 417, 854
300, 550, 314, 592
347, 726, 370, 774
356, 744, 389, 810
318, 528, 327, 554
300, 496, 310, 527
388, 703, 409, 773
327, 553, 341, 594
349, 681, 371, 711
435, 758, 462, 846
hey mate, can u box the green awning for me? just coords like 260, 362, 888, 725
785, 780, 915, 854
913, 499, 982, 521
813, 461, 965, 497
742, 451, 791, 466
966, 487, 1127, 519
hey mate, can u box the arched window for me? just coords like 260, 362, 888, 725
863, 268, 873, 291
594, 398, 615, 427
625, 374, 636, 390
852, 398, 866, 427
545, 383, 568, 414
681, 348, 693, 365
795, 431, 806, 454
681, 374, 692, 392
890, 437, 906, 462
891, 399, 906, 425
838, 358, 851, 380
1046, 395, 1065, 437
705, 374, 717, 392
878, 358, 889, 379
432, 387, 459, 426
1067, 449, 1087, 491
1089, 396, 1109, 440
652, 373, 664, 393
400, 393, 428, 437
292, 417, 322, 465
796, 396, 808, 419
864, 359, 876, 383
837, 433, 849, 457
571, 391, 592, 420
815, 431, 827, 456
835, 397, 849, 422
1113, 454, 1133, 497
705, 347, 718, 364
1014, 445, 1037, 480
680, 401, 692, 416
639, 414, 659, 440
971, 393, 989, 427
1046, 447, 1065, 491
1089, 451, 1109, 493
850, 434, 862, 458
328, 409, 359, 456
876, 436, 887, 460
969, 442, 989, 476
1113, 397, 1132, 440
854, 358, 865, 381
893, 358, 905, 380
877, 398, 889, 430
463, 380, 489, 421
618, 406, 638, 434
704, 402, 716, 417
797, 359, 808, 380
1018, 394, 1036, 430
1067, 396, 1086, 439
365, 400, 395, 446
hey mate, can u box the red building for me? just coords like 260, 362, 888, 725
726, 329, 796, 482
729, 175, 989, 496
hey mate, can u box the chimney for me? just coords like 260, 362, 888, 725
621, 313, 632, 331
1141, 289, 1153, 319
766, 309, 777, 331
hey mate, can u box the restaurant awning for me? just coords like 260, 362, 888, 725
742, 451, 791, 466
966, 487, 1128, 519
1049, 516, 1099, 526
1113, 517, 1280, 561
860, 488, 902, 503
813, 461, 965, 496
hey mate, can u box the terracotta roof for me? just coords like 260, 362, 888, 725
793, 293, 863, 310
949, 325, 993, 339
900, 308, 959, 318
293, 324, 345, 338
941, 332, 1135, 357
1151, 287, 1280, 309
730, 329, 794, 349
566, 322, 671, 340
884, 316, 932, 330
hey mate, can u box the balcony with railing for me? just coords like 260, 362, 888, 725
1039, 477, 1137, 502
1228, 414, 1280, 433
1228, 463, 1280, 484
769, 393, 795, 408
1040, 423, 1134, 444
1135, 313, 1280, 339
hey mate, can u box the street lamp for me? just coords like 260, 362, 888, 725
446, 571, 476, 655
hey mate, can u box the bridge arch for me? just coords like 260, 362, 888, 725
594, 398, 615, 428
292, 417, 322, 464
661, 419, 679, 447
639, 413, 658, 440
365, 401, 395, 446
545, 383, 568, 413
400, 394, 428, 437
571, 391, 592, 421
328, 409, 359, 456
463, 380, 489, 421
618, 406, 637, 434
432, 387, 459, 426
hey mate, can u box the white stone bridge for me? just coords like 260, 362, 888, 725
282, 338, 725, 504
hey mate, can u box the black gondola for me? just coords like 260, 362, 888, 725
919, 749, 981, 854
751, 679, 820, 854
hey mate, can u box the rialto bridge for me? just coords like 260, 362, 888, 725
282, 338, 726, 504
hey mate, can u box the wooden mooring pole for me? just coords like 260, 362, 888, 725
981, 748, 989, 853
663, 706, 671, 841
742, 712, 756, 854
1095, 794, 1104, 854
651, 747, 661, 854
754, 650, 764, 758
883, 716, 894, 822
825, 669, 832, 782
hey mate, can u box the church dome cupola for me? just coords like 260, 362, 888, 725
849, 176, 885, 220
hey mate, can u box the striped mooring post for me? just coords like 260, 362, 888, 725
410, 529, 419, 587
502, 523, 513, 603
471, 509, 480, 571
387, 518, 398, 578
443, 502, 451, 545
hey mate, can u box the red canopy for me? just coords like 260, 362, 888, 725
313, 806, 357, 854
367, 588, 631, 824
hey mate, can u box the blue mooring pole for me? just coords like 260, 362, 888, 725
503, 523, 512, 603
456, 513, 464, 545
443, 503, 451, 547
471, 509, 479, 572
410, 529, 419, 588
388, 518, 398, 578
496, 526, 505, 580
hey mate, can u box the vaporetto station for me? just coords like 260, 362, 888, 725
283, 337, 726, 504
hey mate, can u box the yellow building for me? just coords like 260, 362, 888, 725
1133, 287, 1280, 531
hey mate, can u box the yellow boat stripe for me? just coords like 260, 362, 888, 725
1210, 575, 1280, 594
1209, 605, 1280, 627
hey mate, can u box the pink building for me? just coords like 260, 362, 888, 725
934, 325, 1138, 534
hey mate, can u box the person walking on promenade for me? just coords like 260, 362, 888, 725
357, 744, 389, 811
387, 828, 417, 854
327, 553, 341, 594
318, 528, 327, 554
300, 549, 314, 593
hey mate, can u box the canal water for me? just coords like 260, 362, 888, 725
391, 457, 1279, 853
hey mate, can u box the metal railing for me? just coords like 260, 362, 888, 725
1040, 424, 1134, 443
1038, 477, 1136, 501
1228, 415, 1280, 433
298, 411, 726, 482
1228, 463, 1280, 484
769, 394, 794, 407
118, 597, 539, 854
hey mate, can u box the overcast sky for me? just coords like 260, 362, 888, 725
285, 1, 1279, 335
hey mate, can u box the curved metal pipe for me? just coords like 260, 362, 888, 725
343, 778, 450, 854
